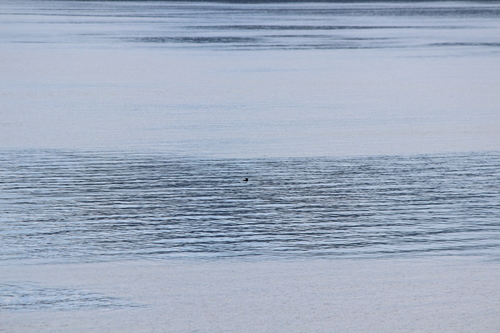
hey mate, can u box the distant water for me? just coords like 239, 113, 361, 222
1, 150, 499, 262
1, 1, 499, 157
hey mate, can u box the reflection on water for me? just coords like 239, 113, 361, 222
1, 150, 499, 262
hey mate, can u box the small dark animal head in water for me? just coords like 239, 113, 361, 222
243, 178, 249, 182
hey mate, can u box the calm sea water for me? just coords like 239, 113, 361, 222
0, 1, 499, 262
1, 1, 500, 314
1, 1, 499, 157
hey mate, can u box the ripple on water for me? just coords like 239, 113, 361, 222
1, 150, 500, 262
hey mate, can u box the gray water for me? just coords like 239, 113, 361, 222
1, 1, 499, 157
1, 150, 499, 262
1, 1, 500, 315
1, 1, 500, 261
1, 0, 500, 261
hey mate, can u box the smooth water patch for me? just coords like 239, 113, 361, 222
1, 150, 499, 262
1, 1, 499, 157
2, 258, 499, 332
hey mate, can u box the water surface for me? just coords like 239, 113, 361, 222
1, 2, 500, 317
2, 150, 499, 262
1, 1, 499, 157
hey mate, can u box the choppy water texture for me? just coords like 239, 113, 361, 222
1, 150, 499, 262
0, 282, 138, 311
